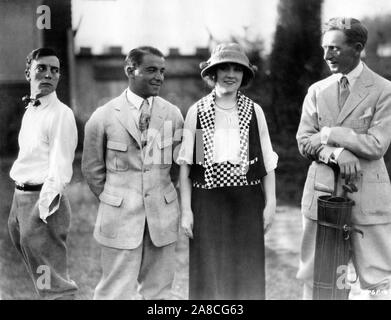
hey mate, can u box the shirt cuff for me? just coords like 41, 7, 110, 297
330, 148, 344, 163
176, 156, 193, 165
264, 151, 278, 173
318, 146, 334, 164
320, 127, 331, 145
38, 179, 65, 222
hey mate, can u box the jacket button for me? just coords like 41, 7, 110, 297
145, 193, 150, 198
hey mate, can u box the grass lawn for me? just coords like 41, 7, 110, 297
0, 155, 302, 300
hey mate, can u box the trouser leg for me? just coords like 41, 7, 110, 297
351, 223, 391, 300
296, 216, 317, 299
93, 244, 142, 300
8, 190, 78, 299
8, 192, 23, 259
138, 224, 176, 300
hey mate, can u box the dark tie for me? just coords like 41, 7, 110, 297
338, 76, 350, 110
139, 99, 151, 148
22, 95, 41, 107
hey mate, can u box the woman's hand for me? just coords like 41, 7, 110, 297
263, 202, 276, 235
181, 209, 194, 239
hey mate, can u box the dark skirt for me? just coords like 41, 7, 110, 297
189, 184, 265, 300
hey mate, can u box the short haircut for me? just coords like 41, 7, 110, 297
124, 46, 164, 69
202, 63, 253, 88
323, 17, 368, 48
25, 47, 59, 73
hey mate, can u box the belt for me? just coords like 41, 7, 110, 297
15, 183, 43, 192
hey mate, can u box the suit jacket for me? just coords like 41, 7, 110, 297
82, 90, 184, 249
297, 63, 391, 225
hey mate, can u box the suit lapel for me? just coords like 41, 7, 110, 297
114, 91, 142, 147
336, 65, 373, 125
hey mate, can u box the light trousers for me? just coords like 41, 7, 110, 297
93, 223, 176, 300
8, 189, 78, 299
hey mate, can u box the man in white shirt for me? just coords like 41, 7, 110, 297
296, 17, 391, 299
8, 48, 78, 299
82, 46, 183, 299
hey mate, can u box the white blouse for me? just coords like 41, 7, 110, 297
178, 102, 278, 173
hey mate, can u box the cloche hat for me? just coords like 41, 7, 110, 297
199, 43, 257, 79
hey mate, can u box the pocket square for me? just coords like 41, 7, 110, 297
359, 108, 373, 119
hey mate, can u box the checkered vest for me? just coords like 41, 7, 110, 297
189, 90, 267, 189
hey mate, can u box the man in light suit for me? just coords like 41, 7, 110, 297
296, 17, 391, 299
82, 46, 184, 299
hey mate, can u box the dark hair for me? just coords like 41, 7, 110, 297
124, 46, 164, 69
25, 47, 58, 73
202, 63, 254, 88
323, 17, 368, 48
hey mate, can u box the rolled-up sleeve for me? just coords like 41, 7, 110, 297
177, 104, 197, 165
254, 103, 278, 173
39, 106, 77, 222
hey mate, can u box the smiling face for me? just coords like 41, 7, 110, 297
322, 30, 362, 75
26, 55, 60, 99
214, 63, 244, 95
128, 54, 165, 99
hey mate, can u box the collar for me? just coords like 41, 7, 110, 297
201, 89, 246, 110
196, 89, 254, 187
126, 88, 153, 110
27, 91, 57, 109
339, 60, 363, 86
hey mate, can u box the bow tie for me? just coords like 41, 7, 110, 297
22, 95, 41, 107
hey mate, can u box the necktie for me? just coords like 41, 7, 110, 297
338, 76, 350, 110
22, 95, 41, 107
139, 99, 151, 148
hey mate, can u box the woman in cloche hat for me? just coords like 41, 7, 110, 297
178, 43, 278, 299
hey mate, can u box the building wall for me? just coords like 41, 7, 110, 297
0, 0, 72, 155
0, 0, 41, 154
73, 50, 209, 123
73, 54, 127, 122
0, 0, 41, 82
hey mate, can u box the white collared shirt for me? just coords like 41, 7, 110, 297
338, 60, 363, 89
10, 91, 78, 222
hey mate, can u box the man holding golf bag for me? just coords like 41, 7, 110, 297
296, 17, 391, 300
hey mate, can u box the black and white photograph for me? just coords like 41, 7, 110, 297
1, 0, 391, 304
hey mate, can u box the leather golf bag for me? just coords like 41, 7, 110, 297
313, 164, 362, 300
313, 195, 354, 300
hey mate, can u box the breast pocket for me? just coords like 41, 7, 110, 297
318, 116, 333, 129
106, 140, 129, 171
345, 118, 371, 134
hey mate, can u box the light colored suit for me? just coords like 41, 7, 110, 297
297, 63, 391, 225
296, 63, 391, 298
82, 90, 184, 299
